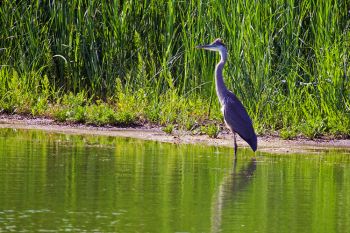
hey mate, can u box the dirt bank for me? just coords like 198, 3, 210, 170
0, 114, 349, 154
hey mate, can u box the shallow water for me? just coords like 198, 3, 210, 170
0, 128, 349, 232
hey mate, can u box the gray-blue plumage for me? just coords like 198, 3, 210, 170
222, 91, 257, 152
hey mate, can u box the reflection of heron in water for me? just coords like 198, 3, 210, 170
230, 159, 256, 191
211, 159, 257, 233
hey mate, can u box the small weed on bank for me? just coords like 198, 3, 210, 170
162, 124, 174, 134
86, 102, 117, 126
280, 129, 297, 140
201, 124, 220, 138
50, 92, 87, 122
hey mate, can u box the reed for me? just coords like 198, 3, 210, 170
0, 0, 349, 137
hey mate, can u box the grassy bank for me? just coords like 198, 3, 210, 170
0, 0, 349, 139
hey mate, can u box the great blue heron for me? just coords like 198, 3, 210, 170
197, 38, 257, 160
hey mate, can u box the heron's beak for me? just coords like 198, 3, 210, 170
196, 44, 216, 51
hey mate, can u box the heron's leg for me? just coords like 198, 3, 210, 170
233, 132, 237, 161
233, 153, 238, 170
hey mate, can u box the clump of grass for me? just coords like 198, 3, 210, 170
280, 129, 297, 140
0, 68, 55, 115
162, 124, 174, 134
113, 79, 142, 125
30, 74, 51, 116
85, 102, 117, 126
51, 92, 87, 123
298, 119, 327, 139
201, 124, 220, 138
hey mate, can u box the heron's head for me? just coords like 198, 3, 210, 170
196, 38, 227, 53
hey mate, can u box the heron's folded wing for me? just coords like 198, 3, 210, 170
222, 92, 257, 151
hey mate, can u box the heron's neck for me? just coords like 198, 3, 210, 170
215, 50, 228, 105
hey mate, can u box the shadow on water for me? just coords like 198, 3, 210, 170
211, 158, 257, 233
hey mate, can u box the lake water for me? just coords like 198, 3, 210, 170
0, 128, 349, 232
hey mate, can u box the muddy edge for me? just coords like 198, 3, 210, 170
0, 114, 349, 154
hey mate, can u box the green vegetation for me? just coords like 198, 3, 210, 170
162, 124, 174, 134
0, 0, 349, 138
201, 124, 220, 138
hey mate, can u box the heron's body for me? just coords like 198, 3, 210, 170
197, 38, 257, 159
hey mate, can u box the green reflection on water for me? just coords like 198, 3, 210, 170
0, 128, 349, 233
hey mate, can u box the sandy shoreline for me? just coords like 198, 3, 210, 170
0, 114, 349, 154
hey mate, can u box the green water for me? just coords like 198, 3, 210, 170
0, 128, 349, 233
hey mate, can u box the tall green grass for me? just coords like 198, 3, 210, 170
0, 0, 349, 137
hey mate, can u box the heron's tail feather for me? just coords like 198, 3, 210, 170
239, 133, 257, 152
247, 134, 257, 152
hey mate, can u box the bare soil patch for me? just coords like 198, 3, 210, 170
0, 114, 349, 154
